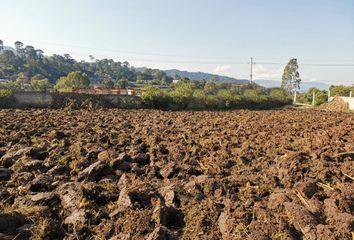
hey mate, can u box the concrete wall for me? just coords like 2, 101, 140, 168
13, 92, 53, 107
10, 92, 142, 108
329, 96, 354, 110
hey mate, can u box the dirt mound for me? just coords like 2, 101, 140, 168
0, 109, 353, 239
319, 97, 349, 112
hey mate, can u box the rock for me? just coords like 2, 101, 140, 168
29, 174, 53, 192
147, 225, 178, 240
0, 167, 10, 181
133, 153, 150, 166
77, 161, 114, 182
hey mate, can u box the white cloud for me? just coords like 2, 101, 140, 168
213, 65, 233, 75
253, 64, 283, 80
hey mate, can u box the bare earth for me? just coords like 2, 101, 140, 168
0, 108, 353, 239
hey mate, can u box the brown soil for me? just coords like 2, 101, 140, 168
319, 97, 349, 112
0, 108, 353, 239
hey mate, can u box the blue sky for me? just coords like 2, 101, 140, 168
1, 0, 353, 85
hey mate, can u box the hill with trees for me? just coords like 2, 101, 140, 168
164, 69, 247, 84
0, 40, 173, 88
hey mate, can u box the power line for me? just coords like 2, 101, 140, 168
4, 38, 354, 66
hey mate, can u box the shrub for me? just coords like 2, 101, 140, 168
0, 89, 13, 107
269, 88, 287, 102
169, 82, 194, 108
31, 78, 52, 92
141, 86, 168, 108
243, 89, 259, 101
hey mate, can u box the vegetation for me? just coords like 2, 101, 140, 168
54, 71, 90, 92
141, 79, 291, 110
0, 89, 13, 107
281, 58, 301, 93
329, 85, 354, 97
0, 40, 173, 89
301, 87, 328, 106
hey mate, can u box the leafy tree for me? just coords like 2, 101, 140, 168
243, 89, 259, 101
0, 40, 3, 53
115, 79, 129, 88
204, 81, 218, 95
141, 86, 167, 107
269, 88, 287, 101
54, 71, 90, 92
281, 58, 301, 93
102, 78, 114, 88
169, 82, 194, 107
31, 78, 52, 92
304, 88, 328, 106
329, 85, 353, 97
217, 89, 234, 107
0, 89, 13, 107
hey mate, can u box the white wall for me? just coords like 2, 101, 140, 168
329, 96, 354, 110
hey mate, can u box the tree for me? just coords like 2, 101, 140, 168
89, 55, 95, 62
102, 78, 114, 88
54, 71, 90, 91
329, 85, 353, 97
304, 88, 328, 106
14, 41, 24, 52
169, 82, 194, 107
31, 78, 52, 92
115, 79, 129, 88
281, 58, 301, 93
204, 81, 218, 95
269, 88, 287, 102
141, 85, 168, 107
0, 40, 3, 53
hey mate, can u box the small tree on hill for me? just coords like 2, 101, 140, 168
281, 58, 301, 94
55, 71, 90, 92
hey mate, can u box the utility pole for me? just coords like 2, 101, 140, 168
250, 57, 253, 83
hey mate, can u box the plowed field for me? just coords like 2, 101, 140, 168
0, 109, 353, 239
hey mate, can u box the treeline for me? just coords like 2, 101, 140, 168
0, 40, 173, 87
141, 79, 291, 110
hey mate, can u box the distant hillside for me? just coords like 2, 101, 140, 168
254, 80, 330, 93
164, 69, 248, 84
